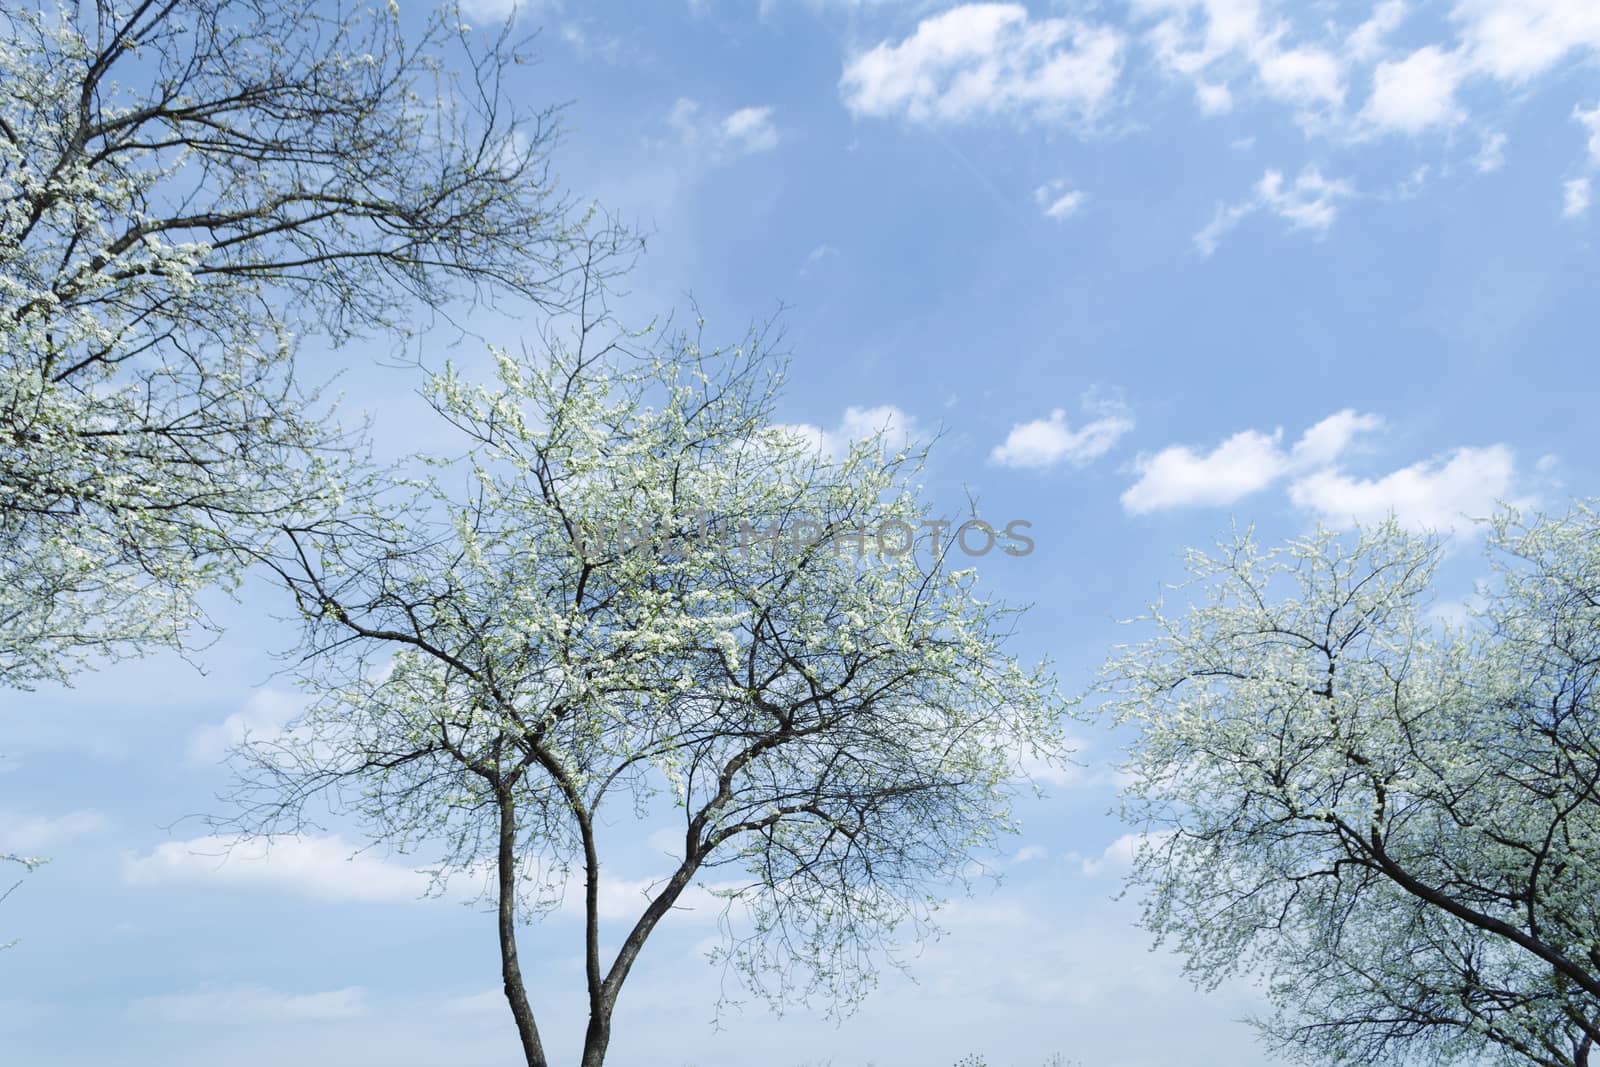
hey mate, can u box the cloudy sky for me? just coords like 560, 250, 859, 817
5, 0, 1599, 1064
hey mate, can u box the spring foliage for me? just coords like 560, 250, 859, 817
236, 313, 1065, 1066
1104, 508, 1600, 1067
0, 0, 611, 687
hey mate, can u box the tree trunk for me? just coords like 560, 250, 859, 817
497, 790, 548, 1067
579, 1006, 613, 1067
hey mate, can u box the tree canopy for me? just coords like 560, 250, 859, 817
232, 306, 1066, 1067
1103, 509, 1600, 1067
0, 0, 624, 687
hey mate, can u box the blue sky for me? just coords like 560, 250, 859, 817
4, 0, 1600, 1064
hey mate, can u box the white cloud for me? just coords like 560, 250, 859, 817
1288, 444, 1525, 534
1564, 177, 1593, 217
1346, 0, 1406, 63
555, 20, 636, 66
840, 4, 1124, 125
1134, 0, 1263, 76
122, 834, 431, 902
1079, 832, 1171, 877
667, 99, 780, 162
1194, 80, 1233, 114
1257, 167, 1354, 231
0, 809, 107, 854
1347, 1, 1600, 145
990, 401, 1133, 469
1125, 412, 1530, 535
121, 832, 734, 928
1566, 104, 1600, 219
440, 989, 507, 1016
778, 404, 920, 458
1193, 200, 1256, 256
1013, 735, 1127, 791
831, 0, 1600, 240
1453, 0, 1600, 84
458, 0, 556, 24
1475, 130, 1508, 172
1134, 0, 1347, 116
460, 0, 518, 22
129, 985, 368, 1025
719, 106, 780, 154
1289, 409, 1385, 467
1387, 163, 1431, 199
1013, 748, 1085, 789
1576, 103, 1600, 163
920, 888, 1205, 1017
1364, 45, 1465, 133
588, 874, 734, 924
1079, 834, 1139, 878
1010, 844, 1048, 865
1034, 179, 1087, 220
1431, 589, 1485, 628
1122, 428, 1288, 512
1122, 409, 1381, 513
1255, 44, 1346, 109
188, 688, 306, 765
1125, 0, 1600, 160
1195, 166, 1353, 254
646, 824, 687, 859
800, 242, 838, 276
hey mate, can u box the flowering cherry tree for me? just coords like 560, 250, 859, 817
1103, 509, 1600, 1067
0, 0, 622, 687
232, 307, 1066, 1067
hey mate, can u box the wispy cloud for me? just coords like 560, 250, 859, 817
1475, 130, 1508, 173
122, 834, 432, 902
1078, 831, 1171, 878
1563, 177, 1592, 218
129, 985, 369, 1025
1033, 179, 1087, 221
1195, 166, 1354, 255
188, 689, 306, 765
458, 0, 556, 25
1577, 103, 1600, 164
0, 809, 107, 854
667, 99, 781, 162
799, 242, 838, 276
121, 832, 739, 929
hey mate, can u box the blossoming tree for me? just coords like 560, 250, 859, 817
1102, 510, 1600, 1067
0, 0, 622, 687
232, 309, 1066, 1067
